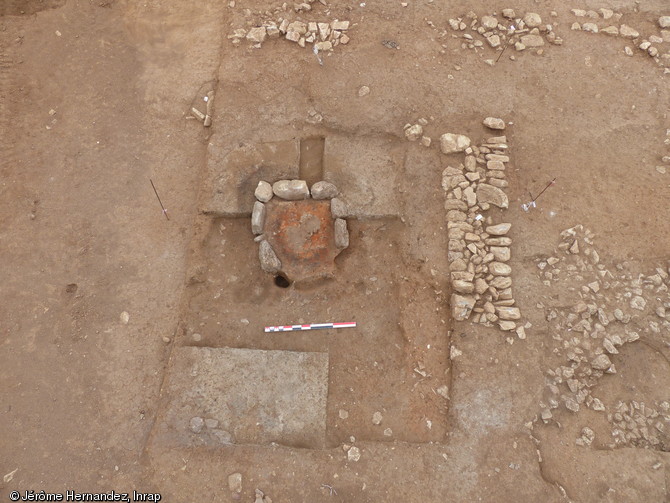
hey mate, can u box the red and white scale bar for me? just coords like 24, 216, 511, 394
264, 322, 357, 333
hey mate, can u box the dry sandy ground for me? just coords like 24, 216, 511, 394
1, 0, 670, 502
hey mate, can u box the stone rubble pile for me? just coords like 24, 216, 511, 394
252, 179, 349, 275
607, 399, 670, 449
445, 10, 562, 61
570, 10, 670, 72
441, 120, 526, 337
228, 16, 351, 52
535, 225, 670, 450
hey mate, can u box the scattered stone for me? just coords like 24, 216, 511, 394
520, 34, 544, 47
489, 262, 512, 276
579, 427, 595, 446
486, 35, 501, 48
190, 416, 204, 433
358, 85, 370, 97
311, 181, 338, 199
452, 294, 476, 321
624, 46, 634, 56
483, 117, 505, 130
339, 409, 349, 419
591, 354, 612, 371
523, 13, 542, 28
453, 280, 475, 294
436, 385, 449, 399
314, 41, 332, 51
490, 246, 510, 262
332, 20, 350, 31
372, 411, 383, 425
421, 136, 432, 147
266, 25, 280, 38
334, 218, 349, 249
285, 30, 301, 42
474, 278, 488, 294
619, 25, 639, 39
246, 26, 267, 44
498, 320, 516, 331
273, 179, 309, 200
481, 15, 498, 30
601, 26, 619, 35
255, 180, 273, 202
599, 8, 614, 19
587, 281, 600, 293
502, 9, 515, 19
259, 240, 281, 273
613, 308, 629, 323
591, 398, 605, 411
405, 124, 423, 141
516, 326, 526, 339
120, 311, 130, 324
476, 183, 509, 208
565, 398, 580, 412
251, 201, 266, 235
630, 296, 646, 310
603, 338, 618, 354
204, 418, 219, 429
228, 473, 243, 493
330, 197, 348, 218
486, 223, 511, 235
496, 306, 521, 320
254, 489, 269, 503
659, 16, 670, 29
440, 133, 471, 154
569, 240, 580, 254
463, 186, 477, 207
288, 21, 307, 35
490, 276, 512, 289
383, 428, 393, 436
582, 23, 598, 33
347, 446, 361, 462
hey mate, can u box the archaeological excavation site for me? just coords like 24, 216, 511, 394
2, 1, 670, 502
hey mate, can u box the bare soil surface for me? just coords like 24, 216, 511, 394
1, 1, 670, 502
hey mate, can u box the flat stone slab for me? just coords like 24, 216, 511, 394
201, 137, 300, 216
156, 347, 329, 449
322, 135, 403, 218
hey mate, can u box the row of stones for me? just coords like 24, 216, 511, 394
229, 18, 351, 51
252, 180, 349, 275
570, 11, 670, 70
403, 116, 505, 150
447, 10, 562, 57
442, 133, 523, 335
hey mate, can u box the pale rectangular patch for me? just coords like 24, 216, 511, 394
201, 137, 300, 216
156, 347, 329, 449
323, 134, 403, 218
